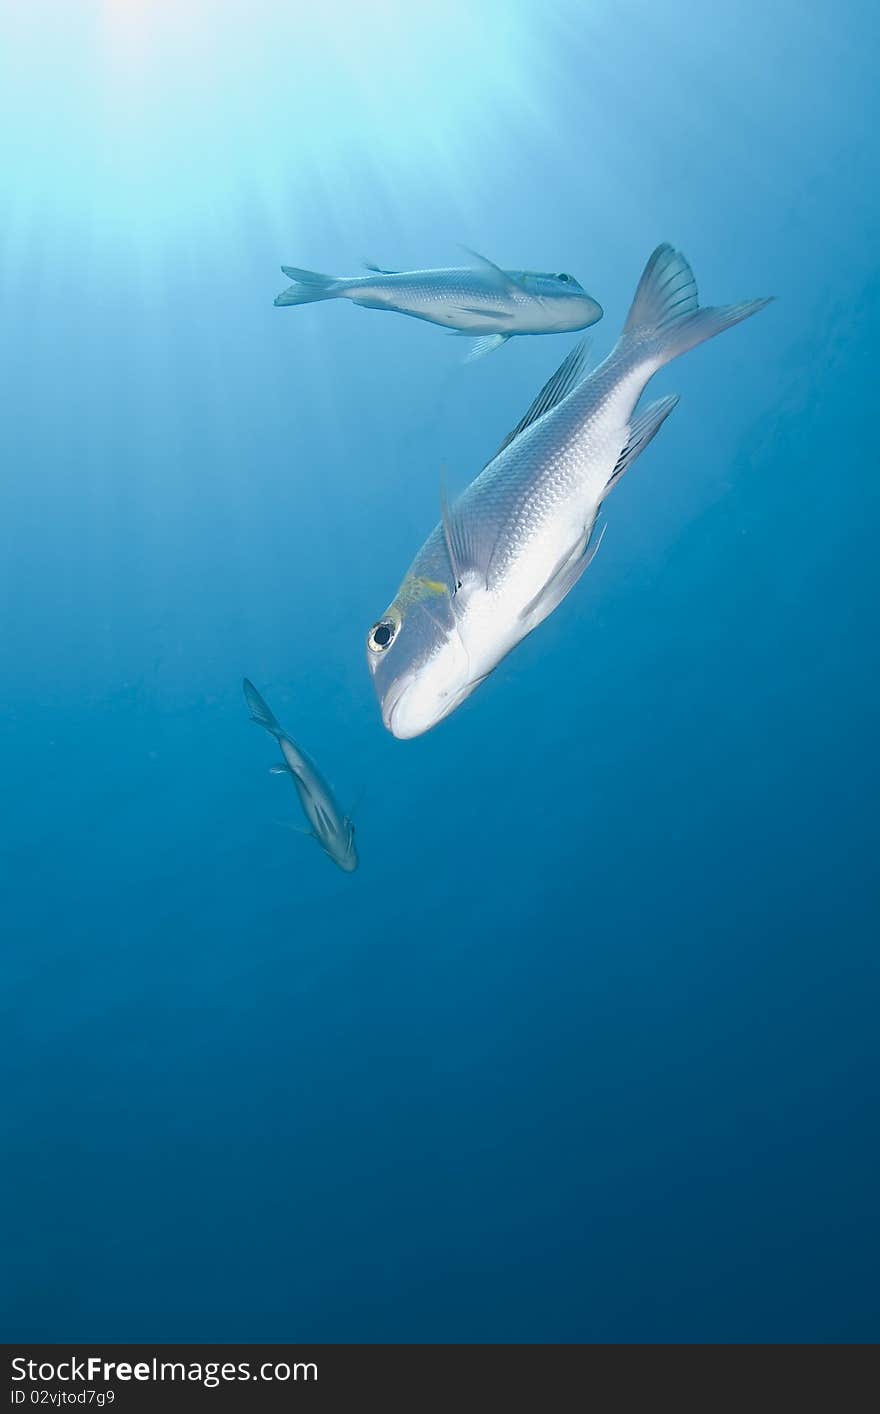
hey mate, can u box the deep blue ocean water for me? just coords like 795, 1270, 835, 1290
1, 0, 878, 1342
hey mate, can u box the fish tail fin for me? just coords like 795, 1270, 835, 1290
274, 266, 344, 307
243, 678, 284, 738
620, 244, 773, 367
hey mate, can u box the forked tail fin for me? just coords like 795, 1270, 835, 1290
243, 678, 284, 738
274, 266, 343, 307
621, 243, 772, 367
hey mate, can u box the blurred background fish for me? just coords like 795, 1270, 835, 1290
243, 678, 358, 872
274, 250, 603, 359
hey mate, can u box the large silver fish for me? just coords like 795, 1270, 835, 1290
243, 678, 358, 872
366, 244, 772, 739
274, 250, 603, 360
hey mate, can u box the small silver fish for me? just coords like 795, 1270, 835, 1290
273, 249, 603, 360
366, 244, 772, 739
243, 678, 358, 872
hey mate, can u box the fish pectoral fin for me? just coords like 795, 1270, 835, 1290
603, 395, 680, 495
454, 305, 516, 322
459, 246, 527, 295
464, 334, 511, 362
440, 480, 500, 594
519, 522, 607, 623
484, 338, 592, 468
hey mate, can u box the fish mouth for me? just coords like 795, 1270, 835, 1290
381, 673, 416, 737
570, 295, 602, 328
383, 673, 487, 740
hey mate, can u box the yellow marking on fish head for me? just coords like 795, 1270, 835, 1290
395, 574, 450, 609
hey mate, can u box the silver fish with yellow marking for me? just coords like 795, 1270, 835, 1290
274, 249, 603, 360
243, 678, 358, 872
366, 244, 772, 739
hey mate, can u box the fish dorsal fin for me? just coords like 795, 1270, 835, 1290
603, 395, 679, 495
363, 261, 399, 274
485, 338, 591, 468
460, 246, 525, 294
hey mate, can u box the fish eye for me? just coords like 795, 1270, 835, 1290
368, 618, 397, 653
557, 272, 572, 283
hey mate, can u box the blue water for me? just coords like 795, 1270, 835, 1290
2, 0, 878, 1343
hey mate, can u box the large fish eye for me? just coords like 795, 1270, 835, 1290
557, 272, 572, 283
368, 619, 397, 653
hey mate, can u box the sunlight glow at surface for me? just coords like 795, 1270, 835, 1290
1, 0, 872, 596
3, 0, 583, 265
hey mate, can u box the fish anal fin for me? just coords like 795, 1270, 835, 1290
604, 394, 679, 494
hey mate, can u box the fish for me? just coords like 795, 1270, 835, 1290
243, 678, 358, 872
273, 249, 603, 359
366, 244, 772, 739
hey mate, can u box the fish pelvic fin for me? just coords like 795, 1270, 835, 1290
519, 522, 607, 625
274, 266, 343, 306
464, 333, 511, 362
621, 244, 773, 367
